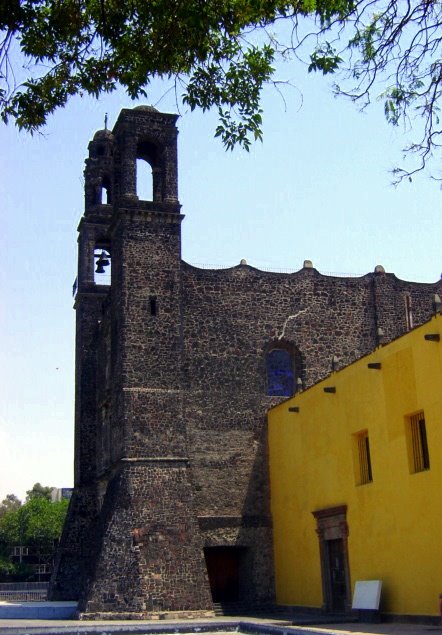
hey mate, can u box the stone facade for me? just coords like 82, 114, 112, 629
49, 106, 442, 618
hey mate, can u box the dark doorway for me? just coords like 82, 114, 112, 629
204, 547, 244, 602
327, 539, 347, 612
312, 506, 351, 613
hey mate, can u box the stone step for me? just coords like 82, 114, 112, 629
212, 602, 286, 617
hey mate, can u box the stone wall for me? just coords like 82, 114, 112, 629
179, 262, 441, 604
78, 461, 212, 617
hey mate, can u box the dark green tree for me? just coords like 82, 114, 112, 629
0, 494, 22, 518
1, 0, 442, 176
0, 492, 68, 581
26, 482, 53, 502
0, 496, 68, 545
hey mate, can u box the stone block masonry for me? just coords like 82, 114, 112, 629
49, 106, 442, 617
79, 461, 212, 617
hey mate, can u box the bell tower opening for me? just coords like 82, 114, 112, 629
99, 175, 112, 205
136, 158, 153, 201
93, 247, 111, 285
136, 139, 158, 201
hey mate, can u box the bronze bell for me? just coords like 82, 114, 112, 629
95, 251, 110, 273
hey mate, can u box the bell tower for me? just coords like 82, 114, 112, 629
50, 107, 213, 618
49, 124, 115, 601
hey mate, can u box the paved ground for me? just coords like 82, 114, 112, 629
0, 615, 441, 635
301, 624, 442, 634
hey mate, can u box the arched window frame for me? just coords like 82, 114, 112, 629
136, 139, 159, 201
265, 341, 302, 397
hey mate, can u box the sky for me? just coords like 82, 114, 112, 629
0, 49, 441, 503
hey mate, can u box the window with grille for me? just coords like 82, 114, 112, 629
406, 411, 430, 473
353, 430, 373, 486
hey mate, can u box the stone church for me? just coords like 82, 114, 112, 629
49, 106, 442, 618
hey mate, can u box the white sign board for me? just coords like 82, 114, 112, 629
352, 580, 382, 610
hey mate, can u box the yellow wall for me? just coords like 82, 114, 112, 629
268, 313, 442, 617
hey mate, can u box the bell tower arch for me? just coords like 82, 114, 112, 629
112, 105, 179, 207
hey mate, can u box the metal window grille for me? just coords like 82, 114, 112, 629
357, 431, 373, 485
409, 412, 430, 472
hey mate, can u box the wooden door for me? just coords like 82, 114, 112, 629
327, 538, 347, 612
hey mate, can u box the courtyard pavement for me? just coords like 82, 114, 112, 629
0, 614, 441, 635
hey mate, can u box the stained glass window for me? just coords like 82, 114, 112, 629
266, 349, 294, 397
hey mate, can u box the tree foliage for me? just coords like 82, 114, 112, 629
0, 495, 68, 546
305, 0, 442, 180
0, 494, 22, 518
1, 0, 442, 175
0, 489, 68, 581
26, 482, 54, 501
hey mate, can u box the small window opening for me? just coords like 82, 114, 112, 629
136, 158, 153, 200
405, 294, 413, 331
406, 411, 430, 473
266, 349, 294, 397
94, 248, 111, 285
97, 145, 105, 156
353, 430, 373, 485
99, 175, 112, 205
149, 295, 157, 316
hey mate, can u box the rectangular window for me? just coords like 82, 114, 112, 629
149, 295, 157, 316
406, 411, 430, 473
353, 430, 373, 486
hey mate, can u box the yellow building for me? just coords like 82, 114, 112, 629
268, 312, 442, 618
